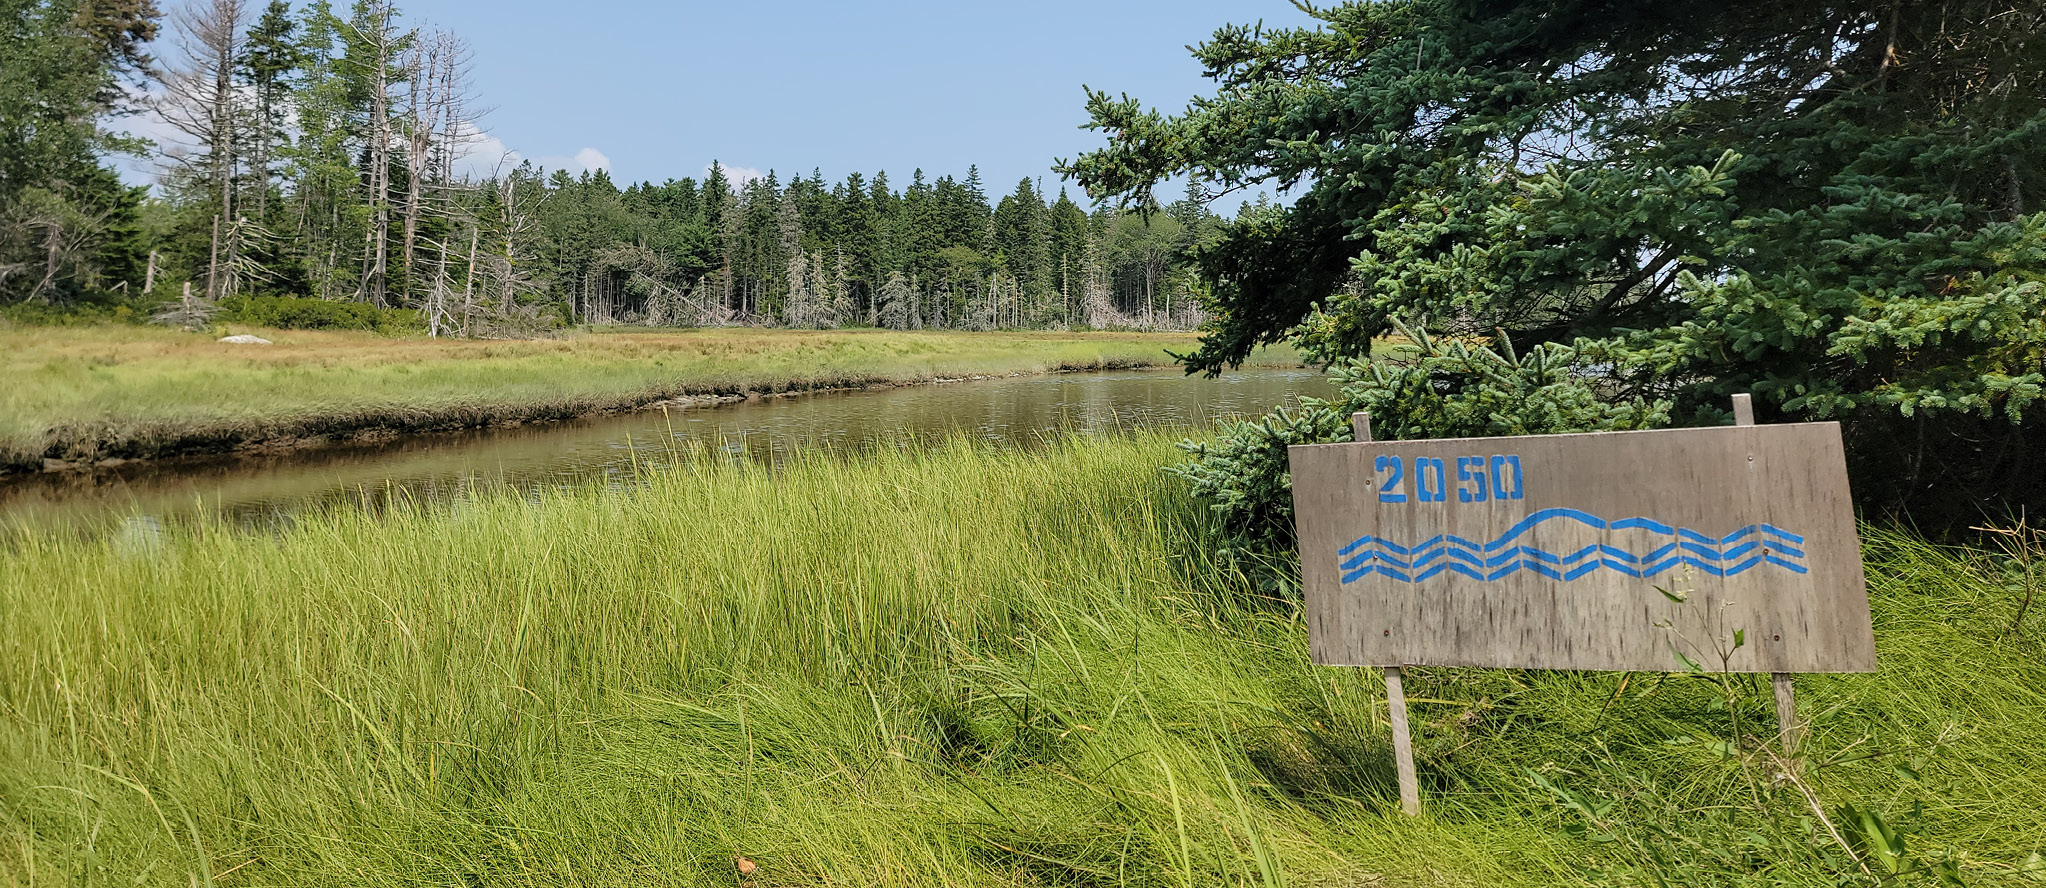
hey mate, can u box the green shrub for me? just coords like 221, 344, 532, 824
1173, 324, 1667, 558
215, 294, 421, 333
0, 293, 146, 326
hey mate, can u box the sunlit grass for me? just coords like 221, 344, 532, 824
0, 435, 2039, 886
0, 325, 1269, 470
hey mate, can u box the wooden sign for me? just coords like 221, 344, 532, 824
1288, 422, 1876, 674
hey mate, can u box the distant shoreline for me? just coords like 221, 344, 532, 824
3, 326, 1298, 476
19, 357, 1186, 476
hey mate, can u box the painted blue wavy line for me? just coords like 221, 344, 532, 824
1341, 553, 1811, 585
1334, 509, 1812, 584
1486, 508, 1607, 551
1341, 539, 1809, 574
1341, 540, 1804, 570
1336, 509, 1806, 564
1765, 555, 1810, 574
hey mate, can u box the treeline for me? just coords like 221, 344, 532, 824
1, 0, 1226, 335
543, 165, 1225, 332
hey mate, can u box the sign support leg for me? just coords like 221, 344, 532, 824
1732, 397, 1803, 758
1385, 665, 1421, 815
1773, 672, 1800, 756
1352, 412, 1420, 815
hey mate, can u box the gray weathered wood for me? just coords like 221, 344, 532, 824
1732, 395, 1807, 753
1773, 672, 1801, 755
1732, 393, 1756, 427
1383, 665, 1421, 816
1289, 423, 1875, 673
1355, 412, 1422, 816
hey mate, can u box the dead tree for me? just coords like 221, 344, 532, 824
348, 0, 406, 307
159, 0, 247, 299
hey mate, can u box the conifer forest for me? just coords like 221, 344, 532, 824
2, 0, 1223, 334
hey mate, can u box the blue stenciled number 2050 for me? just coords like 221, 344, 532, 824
1375, 455, 1523, 504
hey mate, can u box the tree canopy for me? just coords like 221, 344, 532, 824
1, 0, 1224, 336
1067, 0, 2046, 527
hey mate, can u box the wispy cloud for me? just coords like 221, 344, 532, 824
451, 121, 519, 179
714, 164, 764, 187
531, 147, 610, 175
458, 130, 613, 178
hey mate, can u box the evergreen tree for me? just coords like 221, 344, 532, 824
834, 171, 875, 312
0, 0, 158, 304
992, 177, 1049, 301
876, 270, 913, 330
781, 245, 809, 327
240, 0, 299, 224
279, 0, 358, 299
1069, 0, 2046, 530
1047, 188, 1087, 310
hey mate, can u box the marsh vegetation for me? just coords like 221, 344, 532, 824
0, 326, 1214, 472
3, 435, 2042, 885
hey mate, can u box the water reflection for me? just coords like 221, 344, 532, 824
1, 368, 1328, 535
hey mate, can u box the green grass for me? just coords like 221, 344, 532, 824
0, 325, 1266, 471
1, 434, 2042, 886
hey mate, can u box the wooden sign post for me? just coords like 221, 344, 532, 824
1292, 399, 1876, 815
1732, 394, 1805, 757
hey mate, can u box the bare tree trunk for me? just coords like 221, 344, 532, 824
353, 1, 401, 308
401, 44, 427, 294
1143, 262, 1156, 326
500, 177, 518, 312
431, 34, 474, 207
462, 224, 478, 334
426, 236, 447, 337
207, 214, 220, 301
251, 124, 267, 222
160, 0, 247, 299
206, 4, 236, 297
30, 222, 62, 303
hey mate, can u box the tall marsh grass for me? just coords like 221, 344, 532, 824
1, 435, 2041, 886
1, 326, 1228, 470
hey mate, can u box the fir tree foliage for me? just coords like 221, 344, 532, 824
0, 0, 158, 305
1066, 0, 2046, 526
1177, 323, 1670, 554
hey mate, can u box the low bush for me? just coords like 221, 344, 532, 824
215, 294, 421, 333
0, 293, 146, 327
1175, 324, 1668, 559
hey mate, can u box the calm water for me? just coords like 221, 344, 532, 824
1, 368, 1328, 534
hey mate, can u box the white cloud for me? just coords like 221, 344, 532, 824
107, 102, 608, 186
529, 147, 610, 175
715, 164, 764, 187
456, 129, 612, 179
451, 122, 520, 180
573, 147, 611, 172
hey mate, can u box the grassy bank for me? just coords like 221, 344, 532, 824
1, 433, 2041, 885
0, 325, 1239, 472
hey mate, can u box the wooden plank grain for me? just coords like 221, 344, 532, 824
1288, 424, 1875, 673
1355, 412, 1423, 817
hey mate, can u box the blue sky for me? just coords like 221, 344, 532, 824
383, 0, 1318, 204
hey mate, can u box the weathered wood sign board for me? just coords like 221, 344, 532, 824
1288, 424, 1876, 674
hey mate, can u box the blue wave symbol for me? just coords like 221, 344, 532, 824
1337, 508, 1809, 584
